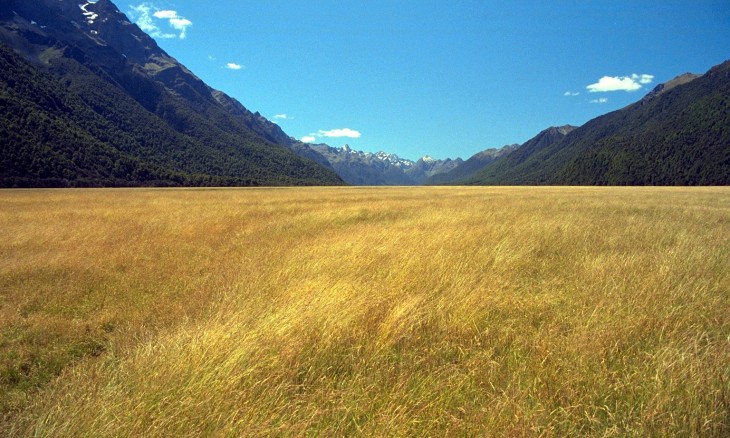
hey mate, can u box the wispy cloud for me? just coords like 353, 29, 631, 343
271, 114, 292, 125
318, 128, 361, 138
301, 135, 317, 143
564, 91, 580, 97
128, 3, 192, 39
225, 63, 244, 70
587, 73, 654, 92
129, 4, 172, 38
590, 97, 609, 104
154, 10, 192, 39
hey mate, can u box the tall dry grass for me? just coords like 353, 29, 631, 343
1, 187, 728, 436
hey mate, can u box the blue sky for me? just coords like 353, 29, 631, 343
122, 1, 730, 160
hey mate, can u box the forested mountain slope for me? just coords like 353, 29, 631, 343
0, 0, 342, 187
467, 62, 729, 185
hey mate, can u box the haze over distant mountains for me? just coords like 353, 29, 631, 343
426, 144, 519, 186
0, 0, 728, 187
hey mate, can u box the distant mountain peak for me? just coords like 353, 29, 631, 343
642, 72, 701, 101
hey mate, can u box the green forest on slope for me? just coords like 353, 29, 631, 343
465, 62, 730, 186
0, 39, 342, 187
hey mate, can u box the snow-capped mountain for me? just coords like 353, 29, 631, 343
309, 144, 462, 185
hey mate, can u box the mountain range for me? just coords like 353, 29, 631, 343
0, 0, 728, 187
309, 144, 461, 185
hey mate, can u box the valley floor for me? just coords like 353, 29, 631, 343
1, 187, 728, 436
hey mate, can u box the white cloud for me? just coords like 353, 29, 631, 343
300, 127, 362, 143
225, 63, 244, 70
587, 73, 654, 92
169, 18, 192, 38
318, 128, 361, 138
273, 114, 289, 120
128, 3, 191, 39
153, 10, 177, 19
129, 4, 168, 37
635, 73, 654, 84
590, 97, 609, 104
564, 91, 580, 97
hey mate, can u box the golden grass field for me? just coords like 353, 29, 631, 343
0, 187, 728, 436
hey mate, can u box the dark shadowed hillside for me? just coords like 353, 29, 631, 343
0, 0, 342, 187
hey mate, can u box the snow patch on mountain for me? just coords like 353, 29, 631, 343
308, 143, 462, 185
337, 145, 415, 169
79, 3, 98, 25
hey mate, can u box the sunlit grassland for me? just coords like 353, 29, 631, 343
1, 187, 728, 436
